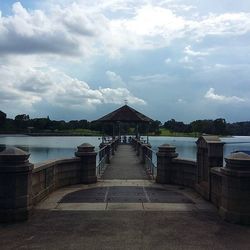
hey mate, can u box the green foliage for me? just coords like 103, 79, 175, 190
160, 128, 200, 137
0, 111, 7, 128
1, 110, 250, 136
164, 119, 192, 133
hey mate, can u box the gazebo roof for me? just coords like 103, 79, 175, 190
94, 105, 153, 123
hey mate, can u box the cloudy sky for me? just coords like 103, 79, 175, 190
0, 0, 250, 122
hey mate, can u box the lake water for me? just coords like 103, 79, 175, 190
1, 135, 250, 164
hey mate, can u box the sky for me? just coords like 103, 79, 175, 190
0, 0, 250, 123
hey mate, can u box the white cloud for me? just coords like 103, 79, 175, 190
1, 2, 250, 59
165, 58, 172, 64
177, 98, 186, 104
0, 64, 146, 115
196, 13, 250, 37
179, 56, 192, 64
205, 88, 246, 103
0, 2, 104, 58
184, 45, 209, 56
131, 74, 172, 84
106, 71, 126, 87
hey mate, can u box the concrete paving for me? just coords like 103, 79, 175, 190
1, 209, 250, 250
1, 181, 250, 249
35, 180, 214, 212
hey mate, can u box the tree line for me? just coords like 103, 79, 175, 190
0, 111, 161, 135
1, 110, 250, 136
163, 118, 250, 136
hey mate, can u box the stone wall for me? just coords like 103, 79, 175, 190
155, 136, 250, 225
171, 158, 196, 188
0, 141, 101, 222
32, 158, 81, 205
210, 168, 222, 208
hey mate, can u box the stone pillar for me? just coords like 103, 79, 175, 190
75, 143, 97, 184
219, 152, 250, 224
196, 136, 224, 200
156, 144, 178, 184
0, 147, 34, 223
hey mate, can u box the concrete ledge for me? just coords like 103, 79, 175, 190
33, 158, 80, 172
172, 158, 197, 166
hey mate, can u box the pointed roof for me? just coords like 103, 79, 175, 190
94, 105, 153, 123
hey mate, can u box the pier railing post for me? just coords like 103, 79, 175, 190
75, 143, 97, 184
0, 147, 34, 222
156, 144, 178, 184
137, 141, 141, 156
106, 144, 111, 164
111, 141, 115, 156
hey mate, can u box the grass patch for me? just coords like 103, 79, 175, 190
60, 129, 102, 136
158, 128, 200, 137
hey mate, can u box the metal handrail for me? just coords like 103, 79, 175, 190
144, 146, 157, 179
96, 144, 109, 177
96, 138, 119, 177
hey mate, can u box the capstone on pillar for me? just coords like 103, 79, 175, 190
75, 143, 97, 184
0, 147, 34, 223
156, 144, 178, 184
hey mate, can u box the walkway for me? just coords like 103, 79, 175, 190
2, 144, 250, 249
2, 181, 250, 250
102, 144, 148, 180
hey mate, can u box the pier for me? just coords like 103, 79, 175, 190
1, 105, 250, 249
1, 139, 250, 249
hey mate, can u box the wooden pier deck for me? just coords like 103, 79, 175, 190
102, 144, 149, 180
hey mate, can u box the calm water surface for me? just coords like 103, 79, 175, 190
0, 135, 101, 163
1, 135, 250, 163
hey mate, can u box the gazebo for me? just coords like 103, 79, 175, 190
94, 104, 153, 143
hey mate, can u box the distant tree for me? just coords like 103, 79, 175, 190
149, 120, 162, 134
15, 114, 30, 121
213, 118, 227, 135
31, 117, 50, 131
227, 121, 250, 136
190, 119, 213, 134
14, 114, 30, 131
0, 111, 7, 128
164, 119, 191, 133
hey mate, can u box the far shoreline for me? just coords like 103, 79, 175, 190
0, 132, 234, 138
